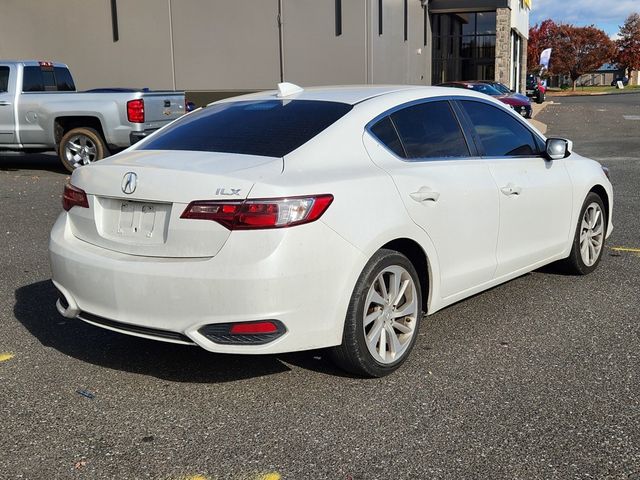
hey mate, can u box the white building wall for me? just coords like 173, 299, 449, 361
509, 0, 530, 39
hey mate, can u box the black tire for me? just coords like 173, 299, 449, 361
58, 127, 109, 172
561, 192, 606, 275
536, 91, 545, 104
329, 249, 423, 377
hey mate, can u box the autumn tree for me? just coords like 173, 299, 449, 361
549, 24, 615, 90
615, 12, 640, 79
527, 19, 559, 74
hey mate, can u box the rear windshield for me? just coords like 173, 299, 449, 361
140, 100, 353, 157
22, 66, 76, 92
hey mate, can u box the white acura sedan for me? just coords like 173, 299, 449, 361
49, 84, 613, 377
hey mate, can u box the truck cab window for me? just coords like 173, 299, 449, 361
22, 67, 44, 92
0, 67, 9, 92
54, 67, 76, 91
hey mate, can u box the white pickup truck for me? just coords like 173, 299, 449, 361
0, 60, 185, 171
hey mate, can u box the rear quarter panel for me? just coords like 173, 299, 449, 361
248, 106, 444, 315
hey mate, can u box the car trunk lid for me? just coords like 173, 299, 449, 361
67, 150, 282, 258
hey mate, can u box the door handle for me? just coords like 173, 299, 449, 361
0, 101, 11, 106
500, 183, 522, 196
410, 187, 440, 203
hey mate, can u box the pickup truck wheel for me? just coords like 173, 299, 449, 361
59, 127, 109, 172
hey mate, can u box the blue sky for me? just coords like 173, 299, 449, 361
529, 0, 638, 37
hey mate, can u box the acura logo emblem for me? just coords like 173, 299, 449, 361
121, 172, 138, 194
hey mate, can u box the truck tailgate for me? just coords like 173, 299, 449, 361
140, 92, 185, 127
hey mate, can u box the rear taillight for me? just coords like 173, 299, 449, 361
62, 183, 89, 211
127, 99, 145, 123
181, 194, 333, 230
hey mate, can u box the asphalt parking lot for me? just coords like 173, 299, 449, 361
1, 94, 639, 480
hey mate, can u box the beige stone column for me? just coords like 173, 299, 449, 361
495, 7, 511, 85
520, 37, 528, 92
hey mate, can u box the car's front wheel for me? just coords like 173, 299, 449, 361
562, 192, 606, 275
330, 249, 423, 377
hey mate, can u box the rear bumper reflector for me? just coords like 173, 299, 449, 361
199, 320, 286, 345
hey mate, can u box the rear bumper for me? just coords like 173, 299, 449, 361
49, 213, 365, 354
129, 129, 158, 145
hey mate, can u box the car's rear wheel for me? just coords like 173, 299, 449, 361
562, 192, 606, 275
59, 127, 109, 172
330, 249, 422, 377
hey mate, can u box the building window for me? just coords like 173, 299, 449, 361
423, 6, 428, 46
404, 0, 408, 41
511, 31, 522, 92
431, 12, 496, 85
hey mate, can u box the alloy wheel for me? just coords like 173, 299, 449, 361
363, 265, 418, 364
579, 202, 604, 266
64, 134, 98, 168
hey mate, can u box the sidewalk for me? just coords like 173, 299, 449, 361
528, 101, 551, 134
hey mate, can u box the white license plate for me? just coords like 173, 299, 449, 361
117, 201, 165, 238
526, 90, 534, 94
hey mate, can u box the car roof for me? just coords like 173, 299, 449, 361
0, 60, 69, 68
212, 84, 499, 106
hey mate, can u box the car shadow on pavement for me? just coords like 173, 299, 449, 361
0, 153, 68, 174
14, 280, 349, 382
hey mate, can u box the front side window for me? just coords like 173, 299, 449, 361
140, 100, 353, 158
0, 67, 9, 92
460, 100, 538, 156
22, 66, 44, 92
389, 100, 470, 159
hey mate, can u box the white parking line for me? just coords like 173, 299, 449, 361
623, 115, 640, 120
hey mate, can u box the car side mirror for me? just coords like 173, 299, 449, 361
545, 138, 571, 160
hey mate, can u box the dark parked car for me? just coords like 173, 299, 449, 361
526, 74, 546, 104
477, 80, 530, 102
611, 76, 629, 87
438, 81, 532, 118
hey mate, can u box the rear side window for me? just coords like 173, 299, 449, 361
369, 116, 405, 157
460, 100, 538, 156
54, 67, 75, 91
140, 100, 353, 157
388, 100, 470, 159
0, 67, 9, 92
